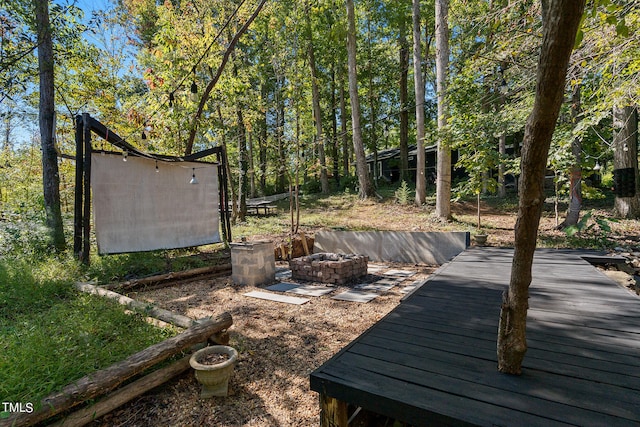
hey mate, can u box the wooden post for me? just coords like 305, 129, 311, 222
299, 231, 310, 255
2, 314, 232, 427
75, 282, 207, 329
320, 394, 348, 427
73, 115, 84, 258
81, 113, 91, 265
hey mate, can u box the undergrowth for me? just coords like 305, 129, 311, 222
0, 240, 178, 410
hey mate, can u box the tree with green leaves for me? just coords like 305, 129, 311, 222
345, 0, 375, 199
435, 0, 451, 219
497, 0, 585, 375
35, 0, 65, 252
412, 0, 426, 205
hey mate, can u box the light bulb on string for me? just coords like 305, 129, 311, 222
190, 168, 199, 185
155, 160, 159, 173
190, 67, 198, 94
169, 92, 175, 107
142, 131, 147, 140
123, 151, 128, 162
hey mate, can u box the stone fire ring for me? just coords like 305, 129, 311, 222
289, 253, 368, 285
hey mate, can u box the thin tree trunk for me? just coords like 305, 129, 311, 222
276, 75, 287, 193
331, 66, 340, 186
306, 2, 329, 194
217, 106, 238, 224
613, 106, 640, 218
340, 73, 349, 178
435, 0, 451, 219
413, 0, 426, 205
559, 84, 583, 227
497, 0, 585, 375
259, 83, 268, 196
498, 133, 506, 197
248, 131, 256, 198
399, 17, 410, 183
35, 0, 65, 252
345, 0, 375, 199
184, 0, 267, 155
237, 107, 248, 222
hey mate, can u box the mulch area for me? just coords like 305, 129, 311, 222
93, 261, 435, 427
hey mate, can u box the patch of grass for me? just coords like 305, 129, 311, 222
0, 254, 177, 409
0, 293, 175, 406
86, 246, 227, 284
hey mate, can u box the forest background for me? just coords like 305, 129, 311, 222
0, 0, 639, 253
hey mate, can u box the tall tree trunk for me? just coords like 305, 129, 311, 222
331, 66, 340, 187
613, 106, 640, 218
237, 107, 248, 222
340, 73, 350, 179
345, 0, 375, 199
217, 106, 238, 223
498, 80, 507, 198
248, 131, 256, 198
259, 83, 268, 196
498, 133, 507, 197
413, 0, 426, 205
35, 0, 65, 252
276, 75, 287, 193
435, 0, 451, 218
560, 84, 583, 227
306, 2, 329, 194
399, 17, 410, 183
497, 0, 585, 375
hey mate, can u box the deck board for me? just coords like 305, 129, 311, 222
310, 247, 640, 426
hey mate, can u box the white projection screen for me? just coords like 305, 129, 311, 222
91, 153, 221, 254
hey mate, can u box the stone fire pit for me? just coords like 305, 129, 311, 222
289, 253, 368, 285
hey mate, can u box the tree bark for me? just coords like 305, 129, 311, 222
276, 75, 287, 193
497, 0, 585, 375
305, 2, 329, 194
331, 66, 340, 186
399, 17, 410, 183
345, 0, 375, 199
35, 0, 65, 252
237, 107, 248, 221
560, 84, 583, 227
413, 0, 426, 205
613, 106, 639, 218
435, 0, 451, 219
340, 73, 350, 178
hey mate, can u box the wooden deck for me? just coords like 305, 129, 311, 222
310, 248, 640, 426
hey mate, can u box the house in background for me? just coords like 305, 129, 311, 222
366, 144, 462, 185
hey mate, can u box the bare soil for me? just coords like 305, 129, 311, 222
91, 198, 640, 427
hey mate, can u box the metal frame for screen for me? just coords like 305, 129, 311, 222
73, 113, 232, 264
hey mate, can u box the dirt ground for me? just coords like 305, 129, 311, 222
94, 262, 434, 427
90, 199, 640, 427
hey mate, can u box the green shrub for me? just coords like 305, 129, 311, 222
394, 180, 412, 205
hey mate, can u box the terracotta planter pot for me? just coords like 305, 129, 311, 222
190, 345, 238, 398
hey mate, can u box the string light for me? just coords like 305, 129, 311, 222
190, 168, 199, 185
190, 68, 198, 94
155, 160, 159, 173
123, 151, 128, 162
168, 92, 175, 107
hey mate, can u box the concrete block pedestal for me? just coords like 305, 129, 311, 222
230, 240, 276, 286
